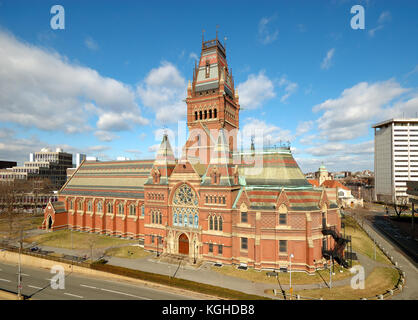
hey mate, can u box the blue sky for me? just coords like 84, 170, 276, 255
0, 0, 417, 172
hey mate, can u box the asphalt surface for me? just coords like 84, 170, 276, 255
0, 261, 194, 300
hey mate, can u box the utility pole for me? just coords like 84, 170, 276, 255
17, 229, 23, 299
329, 255, 332, 289
289, 253, 294, 299
374, 239, 376, 260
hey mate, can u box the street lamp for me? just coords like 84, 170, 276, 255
289, 253, 294, 299
193, 240, 196, 264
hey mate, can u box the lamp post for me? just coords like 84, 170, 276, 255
193, 239, 196, 264
289, 253, 294, 300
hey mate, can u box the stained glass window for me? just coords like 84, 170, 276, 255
172, 184, 199, 228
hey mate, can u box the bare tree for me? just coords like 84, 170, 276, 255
87, 234, 97, 263
393, 198, 409, 218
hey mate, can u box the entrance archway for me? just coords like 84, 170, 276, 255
47, 215, 53, 230
178, 233, 189, 255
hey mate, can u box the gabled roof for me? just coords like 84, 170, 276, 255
308, 179, 320, 187
51, 201, 66, 213
202, 128, 236, 186
321, 180, 350, 190
146, 134, 176, 185
60, 160, 153, 199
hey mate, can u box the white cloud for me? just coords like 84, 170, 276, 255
368, 25, 384, 37
96, 111, 148, 131
0, 31, 148, 134
236, 71, 275, 110
240, 118, 292, 147
378, 11, 391, 24
94, 130, 119, 142
258, 16, 279, 45
313, 79, 414, 142
189, 52, 198, 61
278, 76, 298, 102
321, 48, 335, 70
84, 36, 99, 51
137, 61, 187, 123
296, 121, 313, 136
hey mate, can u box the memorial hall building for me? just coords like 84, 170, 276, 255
42, 36, 348, 273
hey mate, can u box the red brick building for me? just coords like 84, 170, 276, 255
42, 36, 348, 272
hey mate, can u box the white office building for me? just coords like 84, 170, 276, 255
373, 118, 418, 202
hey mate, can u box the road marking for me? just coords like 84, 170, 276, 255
0, 278, 11, 282
64, 292, 83, 299
100, 288, 150, 300
28, 285, 43, 290
16, 273, 30, 277
80, 284, 97, 289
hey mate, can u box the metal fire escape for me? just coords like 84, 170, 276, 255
321, 220, 352, 268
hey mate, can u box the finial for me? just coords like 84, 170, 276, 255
202, 29, 205, 44
216, 25, 219, 40
224, 36, 227, 50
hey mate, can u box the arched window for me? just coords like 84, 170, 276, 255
69, 199, 73, 210
173, 213, 178, 226
204, 110, 207, 119
141, 205, 145, 216
152, 212, 155, 224
97, 201, 103, 213
129, 204, 136, 216
214, 216, 218, 230
159, 212, 162, 224
195, 111, 198, 121
107, 202, 112, 214
209, 109, 212, 118
214, 108, 217, 118
219, 217, 223, 231
209, 215, 213, 230
87, 201, 92, 212
278, 204, 288, 225
199, 111, 202, 120
119, 203, 124, 215
194, 214, 198, 228
172, 183, 199, 229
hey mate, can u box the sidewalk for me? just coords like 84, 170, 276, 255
352, 214, 418, 300
11, 228, 404, 299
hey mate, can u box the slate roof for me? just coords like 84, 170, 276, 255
60, 160, 154, 199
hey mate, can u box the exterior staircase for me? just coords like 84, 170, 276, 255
322, 223, 351, 268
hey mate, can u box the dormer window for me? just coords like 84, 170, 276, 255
205, 61, 210, 78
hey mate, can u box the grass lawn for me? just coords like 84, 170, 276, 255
211, 263, 353, 286
291, 266, 399, 300
23, 229, 136, 250
104, 245, 151, 259
0, 214, 44, 233
343, 216, 391, 264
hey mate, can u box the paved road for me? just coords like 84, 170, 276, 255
350, 209, 418, 300
0, 261, 194, 300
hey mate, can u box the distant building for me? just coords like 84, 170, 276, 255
308, 165, 363, 208
314, 164, 332, 185
373, 118, 418, 203
75, 153, 86, 168
0, 147, 73, 190
0, 161, 17, 169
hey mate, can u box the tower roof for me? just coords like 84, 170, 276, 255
146, 134, 176, 185
192, 36, 234, 98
